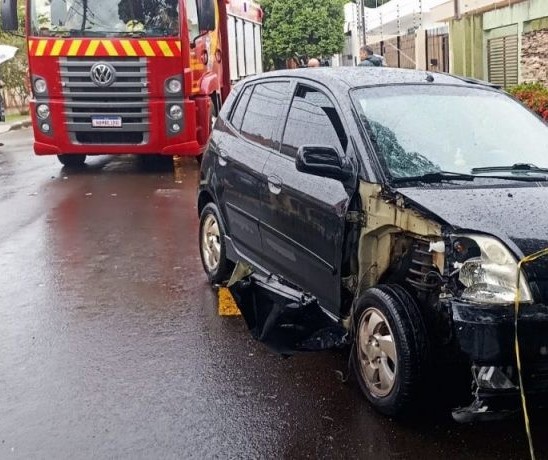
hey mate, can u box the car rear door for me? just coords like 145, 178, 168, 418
214, 80, 291, 266
260, 83, 356, 315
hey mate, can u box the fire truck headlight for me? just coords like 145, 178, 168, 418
34, 78, 47, 94
166, 79, 182, 94
36, 104, 50, 119
41, 123, 51, 133
169, 105, 183, 120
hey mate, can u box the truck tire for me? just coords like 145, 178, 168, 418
199, 203, 233, 284
58, 154, 86, 168
351, 285, 428, 416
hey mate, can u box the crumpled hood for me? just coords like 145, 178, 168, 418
397, 184, 548, 259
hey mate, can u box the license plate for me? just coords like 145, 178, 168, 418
92, 116, 122, 128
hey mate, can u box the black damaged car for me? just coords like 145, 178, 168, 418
197, 67, 548, 420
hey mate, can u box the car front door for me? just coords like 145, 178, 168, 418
260, 83, 356, 315
214, 80, 290, 266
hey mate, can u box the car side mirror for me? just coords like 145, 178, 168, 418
2, 0, 18, 31
197, 0, 216, 32
296, 145, 352, 181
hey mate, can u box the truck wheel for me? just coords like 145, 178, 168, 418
199, 203, 233, 284
58, 154, 86, 168
351, 285, 428, 417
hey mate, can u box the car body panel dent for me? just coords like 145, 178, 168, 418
397, 184, 548, 258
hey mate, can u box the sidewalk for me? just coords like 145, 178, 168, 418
0, 118, 31, 135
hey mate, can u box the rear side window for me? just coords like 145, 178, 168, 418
282, 86, 348, 158
240, 82, 290, 149
230, 85, 253, 131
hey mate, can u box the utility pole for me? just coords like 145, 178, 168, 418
357, 0, 366, 45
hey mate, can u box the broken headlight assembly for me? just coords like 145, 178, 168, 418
453, 235, 532, 305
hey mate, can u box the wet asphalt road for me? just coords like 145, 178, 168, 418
0, 128, 547, 460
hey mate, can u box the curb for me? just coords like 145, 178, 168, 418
9, 119, 32, 131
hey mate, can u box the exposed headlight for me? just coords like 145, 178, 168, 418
36, 104, 50, 119
457, 235, 532, 305
166, 79, 182, 94
41, 123, 51, 133
34, 78, 47, 94
169, 105, 183, 120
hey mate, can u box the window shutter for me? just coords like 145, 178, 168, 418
488, 35, 518, 88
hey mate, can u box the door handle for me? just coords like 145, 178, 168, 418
267, 176, 283, 195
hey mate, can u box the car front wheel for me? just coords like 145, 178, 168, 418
199, 203, 233, 284
351, 285, 428, 416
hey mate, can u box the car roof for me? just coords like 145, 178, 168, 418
239, 67, 500, 93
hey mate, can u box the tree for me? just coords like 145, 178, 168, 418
260, 0, 346, 69
0, 0, 29, 114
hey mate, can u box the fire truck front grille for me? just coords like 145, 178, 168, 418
60, 57, 149, 145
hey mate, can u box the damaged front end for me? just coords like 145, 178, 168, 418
225, 179, 548, 421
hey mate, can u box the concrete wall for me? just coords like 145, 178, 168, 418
449, 14, 484, 78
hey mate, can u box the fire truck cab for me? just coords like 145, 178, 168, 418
1, 0, 263, 166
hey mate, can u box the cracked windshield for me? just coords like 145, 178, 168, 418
30, 0, 180, 37
353, 85, 548, 180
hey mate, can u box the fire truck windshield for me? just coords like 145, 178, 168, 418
30, 0, 181, 37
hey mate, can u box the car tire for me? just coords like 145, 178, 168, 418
58, 154, 86, 168
351, 285, 428, 417
199, 203, 233, 284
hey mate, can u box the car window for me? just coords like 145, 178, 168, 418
240, 82, 290, 149
230, 85, 253, 132
281, 85, 348, 158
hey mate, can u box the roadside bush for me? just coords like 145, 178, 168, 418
508, 82, 548, 121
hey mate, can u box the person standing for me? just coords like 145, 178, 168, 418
358, 46, 383, 67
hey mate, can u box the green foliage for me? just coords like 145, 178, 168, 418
0, 0, 29, 113
508, 82, 548, 121
260, 0, 346, 68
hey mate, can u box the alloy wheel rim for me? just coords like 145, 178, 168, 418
202, 214, 221, 272
357, 307, 398, 397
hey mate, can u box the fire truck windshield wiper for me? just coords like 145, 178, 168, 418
48, 29, 100, 37
105, 30, 147, 38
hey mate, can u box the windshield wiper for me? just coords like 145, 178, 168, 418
472, 163, 548, 175
391, 171, 476, 184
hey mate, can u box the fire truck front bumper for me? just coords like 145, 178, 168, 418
30, 99, 204, 157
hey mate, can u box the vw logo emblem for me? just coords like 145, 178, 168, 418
90, 62, 116, 87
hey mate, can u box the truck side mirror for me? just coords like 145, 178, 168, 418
197, 0, 216, 32
2, 0, 18, 31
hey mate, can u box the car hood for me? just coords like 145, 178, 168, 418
397, 184, 548, 259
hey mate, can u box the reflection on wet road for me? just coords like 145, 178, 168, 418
0, 129, 546, 459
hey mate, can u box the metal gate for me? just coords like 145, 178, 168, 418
426, 28, 449, 72
487, 35, 519, 88
369, 32, 416, 69
398, 33, 416, 69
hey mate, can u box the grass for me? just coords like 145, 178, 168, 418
5, 113, 29, 124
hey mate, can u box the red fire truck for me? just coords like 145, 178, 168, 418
1, 0, 263, 167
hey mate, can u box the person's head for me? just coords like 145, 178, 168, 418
359, 46, 374, 61
307, 58, 320, 68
